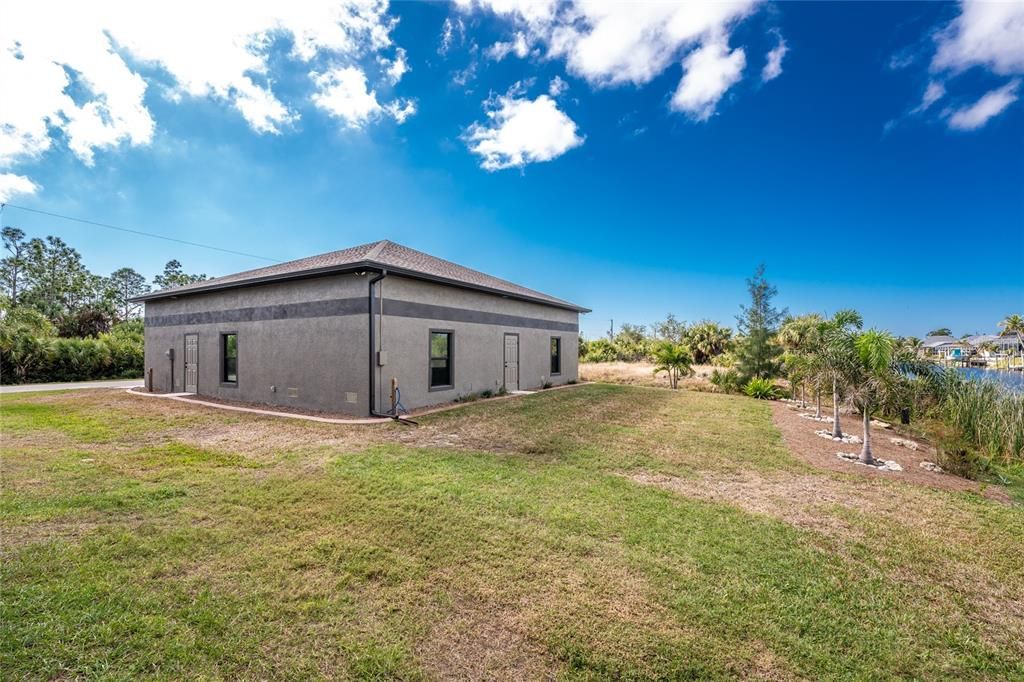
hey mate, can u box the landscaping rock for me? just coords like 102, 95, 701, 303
871, 419, 892, 429
836, 451, 902, 471
920, 461, 944, 473
889, 437, 919, 451
816, 429, 862, 444
799, 413, 834, 423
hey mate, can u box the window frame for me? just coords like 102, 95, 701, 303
550, 336, 562, 376
428, 329, 454, 391
220, 332, 238, 387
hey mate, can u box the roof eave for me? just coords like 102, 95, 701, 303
132, 260, 591, 313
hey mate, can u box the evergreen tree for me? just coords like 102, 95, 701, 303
734, 264, 785, 380
153, 259, 207, 289
106, 267, 150, 321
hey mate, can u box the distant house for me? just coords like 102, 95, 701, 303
135, 240, 589, 416
922, 335, 963, 360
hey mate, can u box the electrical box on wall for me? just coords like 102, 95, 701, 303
377, 351, 388, 366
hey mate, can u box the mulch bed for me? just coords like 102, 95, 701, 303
770, 401, 1011, 503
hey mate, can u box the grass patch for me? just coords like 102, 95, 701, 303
2, 386, 1022, 678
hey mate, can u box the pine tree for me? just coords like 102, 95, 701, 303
735, 264, 786, 381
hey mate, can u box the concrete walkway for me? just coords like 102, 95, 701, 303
1, 378, 144, 394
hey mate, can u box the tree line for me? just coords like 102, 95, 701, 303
0, 226, 207, 383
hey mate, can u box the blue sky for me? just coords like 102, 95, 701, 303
2, 1, 1022, 339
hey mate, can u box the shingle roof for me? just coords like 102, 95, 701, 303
136, 240, 589, 312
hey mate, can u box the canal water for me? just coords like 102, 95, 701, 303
955, 367, 1024, 392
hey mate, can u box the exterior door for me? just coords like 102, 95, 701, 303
503, 333, 519, 392
184, 334, 198, 393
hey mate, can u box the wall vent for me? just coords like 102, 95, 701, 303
287, 387, 299, 398
345, 392, 358, 404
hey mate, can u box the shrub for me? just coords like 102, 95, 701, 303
743, 377, 782, 400
709, 368, 742, 394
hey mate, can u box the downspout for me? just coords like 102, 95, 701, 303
368, 269, 387, 417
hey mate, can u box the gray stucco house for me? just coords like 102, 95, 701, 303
136, 240, 589, 416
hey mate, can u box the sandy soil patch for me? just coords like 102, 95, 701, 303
580, 361, 716, 390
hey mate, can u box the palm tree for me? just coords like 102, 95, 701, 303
999, 314, 1024, 363
847, 331, 935, 464
651, 341, 693, 389
779, 314, 823, 408
901, 336, 923, 357
813, 309, 863, 438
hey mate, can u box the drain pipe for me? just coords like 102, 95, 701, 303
368, 268, 387, 417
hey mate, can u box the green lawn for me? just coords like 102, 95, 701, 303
2, 385, 1022, 680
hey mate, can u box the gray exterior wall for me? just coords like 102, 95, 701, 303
143, 274, 369, 415
371, 276, 579, 412
143, 272, 580, 416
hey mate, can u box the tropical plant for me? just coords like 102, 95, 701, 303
927, 328, 953, 337
651, 341, 693, 389
743, 377, 781, 400
684, 320, 733, 364
999, 314, 1024, 359
709, 368, 742, 393
734, 264, 785, 381
778, 313, 823, 408
810, 309, 863, 438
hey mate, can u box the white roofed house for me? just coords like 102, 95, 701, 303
921, 335, 964, 361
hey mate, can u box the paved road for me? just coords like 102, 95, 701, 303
0, 378, 144, 394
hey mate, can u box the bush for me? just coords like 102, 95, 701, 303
709, 368, 742, 394
0, 311, 143, 384
743, 377, 782, 400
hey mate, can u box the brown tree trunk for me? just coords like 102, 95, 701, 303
860, 405, 874, 464
831, 378, 843, 438
815, 391, 822, 419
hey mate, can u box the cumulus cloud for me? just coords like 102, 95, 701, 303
463, 87, 583, 170
762, 32, 788, 82
312, 65, 416, 129
947, 79, 1020, 130
548, 75, 568, 97
0, 173, 39, 202
0, 1, 409, 188
931, 0, 1024, 75
455, 0, 762, 121
671, 38, 746, 121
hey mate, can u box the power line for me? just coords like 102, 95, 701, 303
0, 202, 281, 263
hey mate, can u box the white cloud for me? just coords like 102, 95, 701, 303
379, 47, 409, 85
0, 1, 408, 187
439, 16, 466, 55
0, 173, 39, 202
947, 79, 1020, 130
761, 33, 788, 82
671, 38, 746, 121
311, 65, 415, 128
485, 31, 530, 61
456, 0, 762, 120
912, 80, 946, 114
932, 0, 1024, 75
548, 75, 568, 97
463, 89, 583, 170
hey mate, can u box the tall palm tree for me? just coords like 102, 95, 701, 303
813, 309, 863, 439
847, 331, 935, 464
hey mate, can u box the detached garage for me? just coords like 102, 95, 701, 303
136, 240, 589, 416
